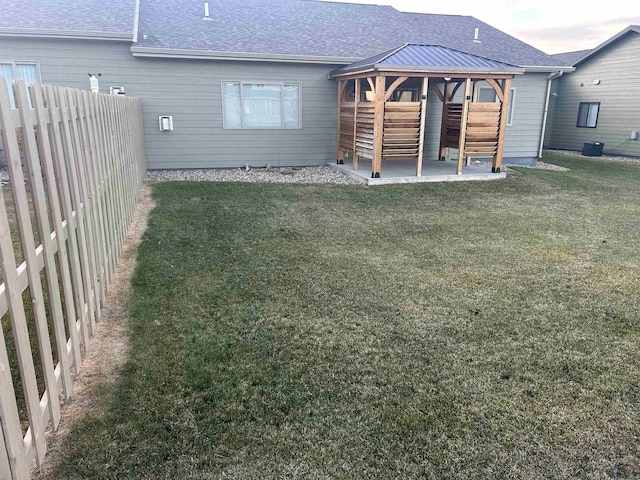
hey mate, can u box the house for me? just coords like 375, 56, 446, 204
545, 26, 640, 157
0, 0, 573, 172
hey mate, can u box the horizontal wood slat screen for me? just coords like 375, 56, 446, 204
382, 102, 421, 159
464, 102, 501, 157
443, 103, 463, 148
355, 103, 375, 159
339, 104, 355, 152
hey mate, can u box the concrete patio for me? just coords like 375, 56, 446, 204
329, 158, 506, 185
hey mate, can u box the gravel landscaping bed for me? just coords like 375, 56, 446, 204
545, 149, 640, 164
475, 160, 569, 172
8, 147, 637, 187
145, 165, 360, 185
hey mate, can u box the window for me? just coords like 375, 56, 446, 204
577, 102, 600, 128
478, 86, 516, 126
222, 81, 301, 129
389, 88, 419, 102
0, 61, 41, 107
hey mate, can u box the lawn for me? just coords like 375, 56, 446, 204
44, 152, 640, 479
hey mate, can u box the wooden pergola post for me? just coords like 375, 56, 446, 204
466, 79, 481, 166
456, 78, 472, 175
336, 79, 345, 164
492, 77, 512, 173
472, 80, 480, 102
438, 81, 451, 161
372, 74, 385, 178
353, 78, 360, 170
416, 77, 428, 176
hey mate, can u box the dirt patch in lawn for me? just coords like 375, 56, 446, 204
31, 184, 155, 479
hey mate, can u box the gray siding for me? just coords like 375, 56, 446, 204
0, 36, 548, 168
424, 73, 548, 162
0, 37, 339, 169
547, 33, 640, 157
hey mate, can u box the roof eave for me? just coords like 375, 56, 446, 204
330, 64, 524, 78
131, 46, 360, 64
574, 26, 640, 67
521, 65, 575, 73
0, 27, 132, 41
374, 65, 524, 75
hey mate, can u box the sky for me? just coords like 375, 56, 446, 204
326, 0, 639, 54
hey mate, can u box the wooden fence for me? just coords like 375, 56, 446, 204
0, 78, 147, 479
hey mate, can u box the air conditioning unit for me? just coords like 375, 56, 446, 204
582, 142, 604, 156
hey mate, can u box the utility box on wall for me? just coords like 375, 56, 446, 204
159, 116, 173, 131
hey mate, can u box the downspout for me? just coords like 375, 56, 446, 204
538, 70, 564, 158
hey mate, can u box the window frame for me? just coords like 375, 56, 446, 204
576, 102, 600, 128
221, 80, 303, 130
0, 60, 42, 84
477, 85, 516, 126
0, 60, 42, 107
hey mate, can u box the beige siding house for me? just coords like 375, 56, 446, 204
546, 26, 640, 157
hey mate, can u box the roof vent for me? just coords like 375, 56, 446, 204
473, 28, 481, 43
203, 2, 212, 20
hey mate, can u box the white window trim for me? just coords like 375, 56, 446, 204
478, 85, 516, 126
0, 60, 43, 84
221, 80, 303, 130
0, 60, 42, 107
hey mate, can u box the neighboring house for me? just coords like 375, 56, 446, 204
546, 26, 640, 157
0, 0, 572, 169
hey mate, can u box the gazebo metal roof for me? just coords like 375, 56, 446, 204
330, 44, 525, 77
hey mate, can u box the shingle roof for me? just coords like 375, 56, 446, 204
0, 0, 135, 38
133, 0, 569, 68
396, 12, 565, 68
331, 44, 524, 76
1, 0, 571, 69
551, 50, 592, 66
135, 0, 402, 59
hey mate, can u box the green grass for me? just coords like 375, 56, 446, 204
45, 152, 640, 479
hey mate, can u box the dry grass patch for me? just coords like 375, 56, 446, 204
42, 153, 640, 479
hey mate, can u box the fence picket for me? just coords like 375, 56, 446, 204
63, 88, 99, 335
0, 78, 147, 478
89, 95, 113, 283
67, 89, 101, 325
0, 78, 48, 467
13, 81, 67, 428
50, 87, 92, 346
107, 97, 124, 257
40, 85, 85, 372
99, 95, 119, 274
0, 418, 12, 478
28, 83, 75, 398
80, 91, 108, 306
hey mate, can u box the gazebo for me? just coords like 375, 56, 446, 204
330, 44, 524, 179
